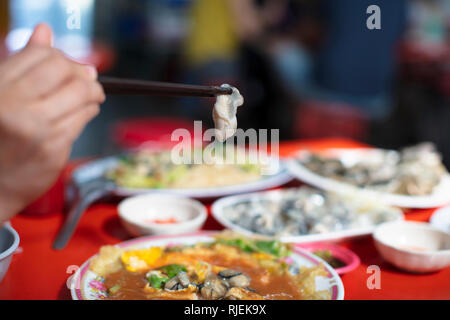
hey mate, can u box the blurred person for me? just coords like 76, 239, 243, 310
272, 0, 407, 121
184, 0, 287, 77
314, 0, 407, 119
260, 0, 323, 102
183, 0, 240, 87
182, 0, 292, 131
0, 24, 105, 224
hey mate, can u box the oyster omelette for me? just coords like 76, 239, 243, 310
89, 233, 331, 300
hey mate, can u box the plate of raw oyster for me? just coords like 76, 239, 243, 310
212, 187, 404, 243
285, 143, 450, 208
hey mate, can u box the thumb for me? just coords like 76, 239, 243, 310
27, 23, 53, 47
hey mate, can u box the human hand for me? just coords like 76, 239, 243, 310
0, 24, 105, 223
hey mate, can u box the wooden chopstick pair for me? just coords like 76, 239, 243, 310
99, 76, 233, 98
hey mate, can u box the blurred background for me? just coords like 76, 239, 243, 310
1, 0, 450, 165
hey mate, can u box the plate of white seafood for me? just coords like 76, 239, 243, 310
286, 143, 450, 208
212, 187, 404, 243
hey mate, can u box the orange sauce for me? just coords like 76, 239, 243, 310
399, 245, 429, 252
145, 218, 179, 224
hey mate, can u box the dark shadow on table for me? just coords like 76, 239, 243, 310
102, 215, 131, 241
58, 282, 72, 300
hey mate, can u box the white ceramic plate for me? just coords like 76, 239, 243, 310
72, 155, 292, 199
286, 148, 450, 208
211, 188, 404, 243
430, 206, 450, 234
70, 232, 344, 300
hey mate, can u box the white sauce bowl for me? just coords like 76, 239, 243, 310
373, 221, 450, 273
118, 194, 207, 237
0, 223, 20, 283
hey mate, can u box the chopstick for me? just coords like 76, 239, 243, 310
99, 76, 233, 97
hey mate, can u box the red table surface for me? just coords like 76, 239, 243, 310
1, 138, 450, 300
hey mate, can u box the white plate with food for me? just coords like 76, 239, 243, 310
70, 232, 344, 300
286, 143, 450, 208
72, 148, 292, 199
212, 187, 404, 243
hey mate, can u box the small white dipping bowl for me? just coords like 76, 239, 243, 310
0, 223, 20, 283
118, 194, 207, 237
373, 221, 450, 273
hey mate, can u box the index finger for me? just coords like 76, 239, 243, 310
8, 49, 98, 103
